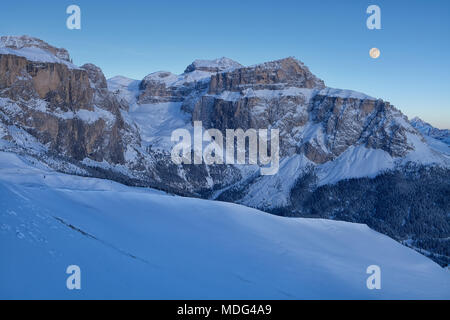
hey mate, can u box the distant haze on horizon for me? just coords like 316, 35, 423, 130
1, 0, 449, 129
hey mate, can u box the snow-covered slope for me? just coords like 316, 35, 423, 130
107, 75, 140, 104
0, 151, 449, 299
410, 117, 450, 155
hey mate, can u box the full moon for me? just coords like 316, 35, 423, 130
370, 48, 381, 59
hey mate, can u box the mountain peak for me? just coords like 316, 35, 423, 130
252, 56, 314, 74
0, 35, 71, 62
208, 56, 325, 93
410, 116, 426, 125
142, 71, 178, 83
184, 57, 242, 73
1, 35, 46, 49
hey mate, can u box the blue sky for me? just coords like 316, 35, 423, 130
1, 0, 449, 128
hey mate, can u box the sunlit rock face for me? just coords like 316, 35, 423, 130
208, 57, 325, 94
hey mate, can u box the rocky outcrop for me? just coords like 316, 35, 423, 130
0, 37, 130, 165
305, 93, 415, 163
138, 70, 210, 105
0, 54, 93, 111
138, 72, 185, 103
184, 57, 242, 73
194, 59, 415, 162
0, 35, 71, 62
209, 57, 325, 94
82, 63, 107, 90
138, 58, 242, 105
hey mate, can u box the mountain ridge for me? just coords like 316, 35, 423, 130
1, 35, 449, 266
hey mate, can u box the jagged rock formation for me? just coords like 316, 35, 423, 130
208, 57, 324, 94
82, 63, 108, 90
0, 54, 93, 110
0, 35, 71, 62
1, 36, 449, 266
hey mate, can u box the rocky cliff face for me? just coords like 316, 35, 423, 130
0, 35, 71, 62
0, 37, 243, 195
208, 57, 325, 94
305, 92, 415, 162
1, 36, 449, 265
0, 36, 131, 166
184, 57, 243, 73
193, 59, 416, 162
0, 54, 93, 111
138, 71, 209, 104
137, 57, 242, 105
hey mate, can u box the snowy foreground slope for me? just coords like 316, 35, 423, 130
0, 151, 449, 299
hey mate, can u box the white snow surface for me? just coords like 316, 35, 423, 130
213, 87, 318, 102
317, 146, 396, 186
423, 136, 450, 156
0, 151, 449, 299
0, 47, 78, 69
108, 76, 195, 150
0, 35, 77, 68
140, 58, 242, 89
403, 132, 450, 165
318, 88, 376, 100
239, 154, 313, 209
57, 106, 115, 126
316, 138, 449, 187
107, 76, 140, 104
129, 102, 191, 150
142, 70, 214, 87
